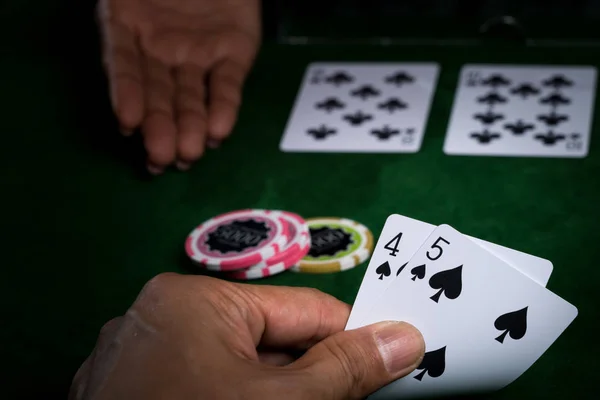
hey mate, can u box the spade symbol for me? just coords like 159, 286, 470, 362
539, 93, 570, 107
371, 125, 400, 140
307, 125, 337, 140
474, 111, 504, 125
410, 264, 426, 281
396, 261, 408, 277
470, 130, 501, 144
534, 131, 566, 146
414, 346, 446, 381
325, 71, 354, 86
477, 92, 507, 105
542, 74, 573, 89
428, 266, 463, 303
375, 261, 391, 280
494, 307, 528, 343
482, 74, 511, 87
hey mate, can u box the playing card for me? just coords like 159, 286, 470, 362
362, 224, 578, 399
279, 63, 439, 153
345, 214, 553, 330
444, 64, 597, 158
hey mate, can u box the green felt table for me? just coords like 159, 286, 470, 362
2, 3, 600, 400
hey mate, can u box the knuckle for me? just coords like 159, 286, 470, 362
198, 279, 260, 325
137, 272, 180, 303
199, 277, 241, 306
136, 274, 220, 309
177, 90, 207, 113
99, 317, 122, 337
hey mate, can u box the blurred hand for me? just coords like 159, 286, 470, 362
70, 273, 425, 399
97, 0, 261, 174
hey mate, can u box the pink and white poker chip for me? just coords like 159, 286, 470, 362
225, 242, 311, 280
185, 209, 289, 271
224, 211, 311, 279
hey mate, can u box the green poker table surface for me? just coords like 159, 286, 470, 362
2, 2, 599, 399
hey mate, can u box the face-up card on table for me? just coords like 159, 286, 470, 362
444, 64, 597, 158
361, 225, 577, 399
279, 63, 439, 153
345, 214, 553, 330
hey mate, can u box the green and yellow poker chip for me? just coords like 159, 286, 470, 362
291, 217, 373, 274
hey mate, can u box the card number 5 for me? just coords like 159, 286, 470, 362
426, 237, 450, 261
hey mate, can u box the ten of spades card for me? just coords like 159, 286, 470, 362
279, 63, 439, 153
345, 214, 553, 330
443, 64, 597, 158
359, 225, 577, 399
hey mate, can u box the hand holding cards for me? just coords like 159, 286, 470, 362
346, 215, 577, 399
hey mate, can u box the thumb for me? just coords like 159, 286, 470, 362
289, 321, 424, 400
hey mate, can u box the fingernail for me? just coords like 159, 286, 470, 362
206, 139, 221, 149
176, 160, 191, 171
147, 163, 164, 175
375, 322, 424, 375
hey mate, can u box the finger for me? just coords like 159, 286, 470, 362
242, 284, 352, 349
130, 275, 347, 351
69, 317, 124, 400
69, 353, 94, 400
288, 321, 425, 400
174, 64, 208, 168
97, 3, 143, 134
141, 56, 177, 173
207, 60, 248, 141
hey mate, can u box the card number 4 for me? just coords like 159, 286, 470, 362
384, 233, 404, 256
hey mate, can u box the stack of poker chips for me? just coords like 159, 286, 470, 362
185, 209, 373, 280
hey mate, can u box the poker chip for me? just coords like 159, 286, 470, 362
291, 217, 373, 274
225, 242, 311, 280
185, 209, 289, 271
184, 210, 374, 278
224, 211, 311, 280
262, 211, 311, 264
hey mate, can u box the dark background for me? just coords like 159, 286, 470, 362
1, 1, 599, 399
7, 1, 600, 47
272, 0, 600, 43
